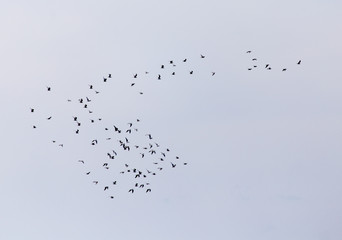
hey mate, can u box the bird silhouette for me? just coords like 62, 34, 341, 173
134, 74, 138, 78
146, 189, 151, 193
30, 108, 34, 113
104, 186, 109, 191
297, 60, 301, 65
201, 54, 205, 58
183, 59, 187, 62
47, 87, 51, 91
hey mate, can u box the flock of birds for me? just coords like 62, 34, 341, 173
29, 51, 302, 199
246, 50, 301, 71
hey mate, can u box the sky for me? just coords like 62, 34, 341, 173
1, 0, 342, 239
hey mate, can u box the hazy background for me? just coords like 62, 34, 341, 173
1, 0, 342, 239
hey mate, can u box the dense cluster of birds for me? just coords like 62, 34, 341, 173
30, 51, 302, 199
29, 54, 217, 199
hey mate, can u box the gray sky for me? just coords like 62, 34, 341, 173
1, 0, 342, 239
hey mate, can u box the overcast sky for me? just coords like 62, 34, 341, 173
1, 0, 342, 240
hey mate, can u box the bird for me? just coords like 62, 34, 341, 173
103, 77, 107, 82
140, 153, 144, 158
158, 74, 161, 80
184, 163, 188, 165
95, 91, 100, 94
133, 74, 138, 78
201, 54, 205, 58
104, 186, 109, 191
171, 163, 176, 168
110, 196, 114, 199
183, 59, 187, 62
47, 86, 51, 91
73, 116, 77, 121
146, 189, 151, 193
47, 116, 52, 120
89, 85, 93, 89
128, 189, 134, 193
297, 60, 301, 65
139, 92, 143, 95
282, 68, 287, 71
113, 181, 117, 185
128, 123, 133, 127
86, 97, 91, 102
252, 58, 257, 61
93, 181, 98, 184
212, 72, 216, 76
265, 64, 269, 68
108, 73, 112, 78
86, 172, 91, 175
170, 60, 173, 64
248, 68, 252, 71
246, 50, 251, 53
146, 134, 152, 139
190, 71, 193, 74
131, 83, 135, 87
30, 108, 34, 113
161, 65, 164, 69
76, 129, 79, 134
172, 72, 175, 75
78, 160, 84, 164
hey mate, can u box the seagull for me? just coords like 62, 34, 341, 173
129, 189, 134, 193
297, 60, 301, 65
265, 64, 269, 68
248, 68, 252, 71
78, 160, 84, 164
128, 123, 133, 127
146, 134, 152, 139
103, 77, 107, 82
201, 54, 205, 58
246, 50, 251, 53
170, 60, 173, 64
93, 181, 98, 184
252, 58, 257, 61
134, 74, 138, 78
30, 108, 34, 113
158, 74, 161, 80
131, 83, 135, 87
212, 72, 216, 76
183, 59, 187, 62
113, 181, 117, 185
104, 186, 109, 191
86, 97, 91, 102
161, 65, 164, 69
282, 68, 287, 71
108, 74, 112, 78
47, 86, 51, 91
47, 116, 52, 120
171, 162, 176, 168
146, 189, 151, 193
86, 172, 91, 175
190, 71, 193, 74
89, 85, 93, 89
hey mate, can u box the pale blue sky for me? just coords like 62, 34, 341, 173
1, 1, 342, 239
